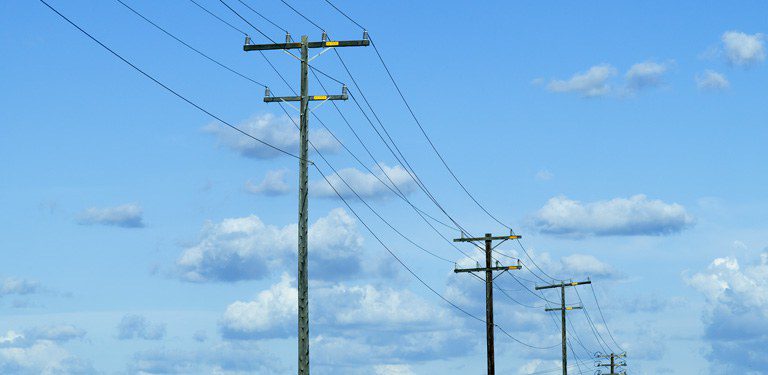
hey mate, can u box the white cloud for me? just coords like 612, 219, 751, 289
686, 251, 768, 372
220, 274, 297, 339
530, 195, 693, 236
177, 208, 363, 282
517, 359, 561, 375
310, 164, 416, 199
76, 204, 144, 228
625, 61, 669, 91
246, 169, 291, 196
722, 31, 765, 67
0, 329, 94, 374
221, 278, 445, 340
546, 64, 617, 97
117, 314, 166, 340
696, 70, 730, 91
205, 113, 338, 159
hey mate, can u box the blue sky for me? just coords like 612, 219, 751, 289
2, 0, 768, 374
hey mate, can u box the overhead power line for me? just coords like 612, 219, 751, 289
114, 0, 267, 87
38, 0, 302, 161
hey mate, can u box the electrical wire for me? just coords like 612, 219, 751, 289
38, 0, 302, 162
235, 0, 289, 34
42, 0, 552, 351
587, 283, 625, 352
114, 0, 267, 87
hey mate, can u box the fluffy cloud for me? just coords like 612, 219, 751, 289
117, 314, 166, 340
76, 204, 144, 228
177, 208, 363, 282
0, 329, 94, 374
722, 31, 765, 67
546, 64, 617, 97
696, 70, 730, 91
625, 61, 669, 91
205, 113, 338, 159
687, 252, 768, 372
220, 274, 297, 339
221, 277, 447, 340
246, 169, 291, 196
310, 164, 416, 199
530, 195, 693, 237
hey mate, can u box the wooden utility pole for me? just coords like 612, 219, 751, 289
454, 233, 523, 375
243, 32, 369, 375
536, 280, 591, 375
597, 352, 627, 374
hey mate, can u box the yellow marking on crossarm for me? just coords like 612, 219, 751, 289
325, 41, 339, 46
566, 307, 573, 310
571, 282, 578, 286
313, 95, 328, 100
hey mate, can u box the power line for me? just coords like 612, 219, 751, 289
235, 0, 289, 34
319, 0, 515, 232
38, 0, 302, 161
587, 283, 625, 353
188, 0, 248, 35
313, 162, 556, 350
185, 0, 475, 264
114, 0, 267, 87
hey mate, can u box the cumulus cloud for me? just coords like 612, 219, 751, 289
205, 113, 338, 159
246, 169, 291, 196
687, 252, 768, 372
117, 314, 166, 340
76, 204, 144, 228
310, 164, 416, 199
0, 329, 94, 374
546, 64, 617, 97
220, 274, 297, 339
530, 195, 693, 237
696, 70, 730, 91
221, 277, 447, 340
721, 31, 765, 67
177, 208, 363, 282
625, 61, 669, 91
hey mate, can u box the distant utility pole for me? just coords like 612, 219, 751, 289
454, 232, 523, 375
535, 280, 591, 375
243, 32, 369, 375
596, 352, 627, 375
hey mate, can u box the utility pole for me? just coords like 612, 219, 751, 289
243, 32, 369, 375
596, 352, 627, 374
454, 232, 523, 375
535, 280, 591, 375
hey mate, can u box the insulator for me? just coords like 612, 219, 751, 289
285, 33, 292, 43
244, 35, 251, 45
362, 30, 369, 40
321, 32, 328, 41
265, 87, 271, 97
